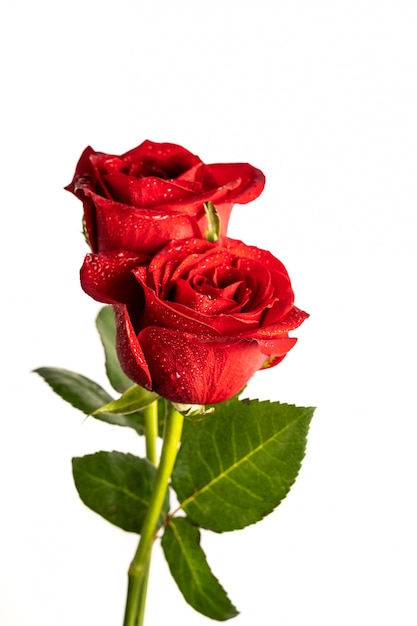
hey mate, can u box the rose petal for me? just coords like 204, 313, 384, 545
85, 194, 202, 254
65, 146, 99, 194
80, 251, 147, 304
135, 278, 222, 337
201, 162, 265, 204
121, 140, 202, 174
102, 175, 203, 208
113, 305, 152, 389
138, 327, 268, 404
257, 336, 298, 357
254, 306, 310, 336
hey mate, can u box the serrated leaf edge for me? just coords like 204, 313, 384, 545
164, 518, 238, 620
179, 408, 311, 511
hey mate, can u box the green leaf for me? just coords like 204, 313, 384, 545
34, 367, 145, 434
96, 306, 133, 393
72, 451, 169, 533
93, 384, 159, 416
35, 366, 114, 413
162, 517, 238, 621
172, 398, 314, 532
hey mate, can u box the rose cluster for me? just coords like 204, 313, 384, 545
66, 140, 308, 404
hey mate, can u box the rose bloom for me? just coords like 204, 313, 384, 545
66, 140, 265, 255
81, 237, 308, 405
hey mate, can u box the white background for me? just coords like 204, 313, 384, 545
1, 1, 416, 624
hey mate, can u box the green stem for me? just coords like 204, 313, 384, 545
134, 554, 151, 626
132, 400, 159, 625
123, 404, 184, 626
144, 400, 158, 466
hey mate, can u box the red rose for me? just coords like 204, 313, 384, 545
80, 237, 308, 405
66, 140, 265, 255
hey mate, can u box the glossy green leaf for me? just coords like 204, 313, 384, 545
93, 384, 159, 416
72, 451, 169, 533
34, 367, 145, 434
172, 398, 314, 532
162, 517, 238, 621
96, 306, 133, 393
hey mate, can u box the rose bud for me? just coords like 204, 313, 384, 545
66, 140, 265, 255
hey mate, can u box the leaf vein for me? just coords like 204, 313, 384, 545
79, 471, 149, 506
169, 521, 223, 610
180, 417, 300, 509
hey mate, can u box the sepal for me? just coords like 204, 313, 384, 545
204, 201, 220, 242
92, 384, 159, 416
173, 402, 215, 418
